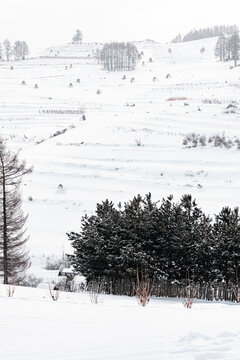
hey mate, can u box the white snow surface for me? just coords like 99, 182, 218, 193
0, 285, 240, 360
1, 37, 240, 360
1, 37, 240, 256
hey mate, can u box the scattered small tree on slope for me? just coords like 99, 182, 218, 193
72, 29, 83, 44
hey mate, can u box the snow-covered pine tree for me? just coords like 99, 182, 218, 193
121, 193, 159, 282
72, 29, 83, 44
177, 194, 212, 285
68, 199, 123, 283
212, 207, 240, 285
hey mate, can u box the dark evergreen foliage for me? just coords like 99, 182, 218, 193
213, 207, 240, 284
68, 194, 240, 289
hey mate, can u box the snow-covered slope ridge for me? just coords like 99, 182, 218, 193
1, 37, 240, 255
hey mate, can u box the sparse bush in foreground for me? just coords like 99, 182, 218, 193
136, 268, 152, 307
48, 283, 60, 301
6, 285, 15, 297
17, 273, 42, 288
87, 280, 103, 304
182, 272, 196, 309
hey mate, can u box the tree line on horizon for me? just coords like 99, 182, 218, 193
172, 25, 237, 43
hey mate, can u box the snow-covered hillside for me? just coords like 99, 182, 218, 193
1, 285, 240, 360
40, 42, 101, 58
1, 37, 240, 256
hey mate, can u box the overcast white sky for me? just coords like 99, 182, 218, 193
0, 0, 239, 53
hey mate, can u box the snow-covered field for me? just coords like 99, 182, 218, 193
0, 285, 239, 360
1, 36, 240, 257
1, 37, 240, 359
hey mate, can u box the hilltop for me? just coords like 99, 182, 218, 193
0, 36, 240, 256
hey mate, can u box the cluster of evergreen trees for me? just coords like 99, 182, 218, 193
68, 194, 240, 287
0, 39, 29, 61
100, 42, 138, 71
172, 25, 237, 43
214, 29, 240, 66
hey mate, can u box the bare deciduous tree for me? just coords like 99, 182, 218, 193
3, 39, 11, 61
14, 41, 29, 60
0, 138, 32, 284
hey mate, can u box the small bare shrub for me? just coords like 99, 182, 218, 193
135, 268, 152, 307
17, 273, 42, 288
199, 135, 206, 146
233, 284, 240, 303
202, 98, 223, 104
183, 133, 198, 147
135, 138, 143, 147
232, 271, 240, 302
87, 280, 103, 304
49, 283, 60, 301
6, 285, 15, 297
182, 273, 195, 309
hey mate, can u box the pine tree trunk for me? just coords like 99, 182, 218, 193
1, 161, 8, 284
